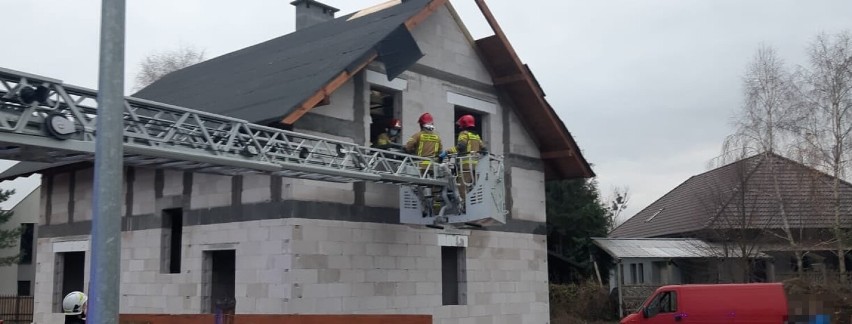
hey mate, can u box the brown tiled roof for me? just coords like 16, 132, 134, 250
609, 152, 852, 238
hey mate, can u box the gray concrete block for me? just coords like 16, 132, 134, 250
375, 256, 395, 269
296, 254, 328, 269
351, 255, 374, 269
247, 283, 269, 298
327, 255, 351, 269
351, 283, 375, 297
316, 297, 344, 313
326, 283, 352, 297
318, 269, 341, 283
416, 282, 439, 295
339, 270, 366, 283
365, 269, 388, 282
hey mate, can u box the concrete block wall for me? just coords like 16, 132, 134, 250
410, 4, 493, 86
284, 219, 549, 324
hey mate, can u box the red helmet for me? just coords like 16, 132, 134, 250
457, 114, 475, 128
418, 113, 434, 125
389, 118, 401, 129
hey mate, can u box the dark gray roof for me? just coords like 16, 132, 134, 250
133, 0, 430, 124
609, 152, 852, 238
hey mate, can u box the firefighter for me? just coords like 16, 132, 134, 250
404, 113, 443, 215
404, 113, 442, 166
374, 118, 403, 150
443, 114, 487, 204
63, 291, 88, 324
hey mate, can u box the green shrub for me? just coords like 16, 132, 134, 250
550, 280, 618, 323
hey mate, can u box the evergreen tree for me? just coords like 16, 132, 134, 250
0, 188, 22, 266
546, 178, 612, 284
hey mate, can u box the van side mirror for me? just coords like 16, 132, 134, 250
642, 307, 650, 318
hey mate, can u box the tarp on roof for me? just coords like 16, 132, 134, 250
592, 237, 770, 259
133, 0, 430, 125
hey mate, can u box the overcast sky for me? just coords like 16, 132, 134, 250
1, 0, 851, 223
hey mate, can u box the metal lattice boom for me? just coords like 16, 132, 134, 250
0, 67, 453, 186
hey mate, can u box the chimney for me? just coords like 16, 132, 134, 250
290, 0, 340, 30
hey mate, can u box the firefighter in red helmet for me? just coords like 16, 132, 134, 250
445, 114, 487, 204
374, 118, 403, 150
404, 113, 443, 215
404, 113, 442, 161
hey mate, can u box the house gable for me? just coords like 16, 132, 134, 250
408, 3, 494, 85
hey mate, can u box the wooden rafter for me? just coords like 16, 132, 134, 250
474, 0, 594, 178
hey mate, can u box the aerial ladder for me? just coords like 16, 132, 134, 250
0, 67, 507, 229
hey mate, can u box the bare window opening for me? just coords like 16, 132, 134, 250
161, 208, 183, 274
630, 263, 638, 284
202, 250, 235, 314
19, 223, 34, 264
369, 86, 401, 149
453, 106, 487, 147
54, 251, 84, 312
18, 280, 31, 296
441, 246, 467, 305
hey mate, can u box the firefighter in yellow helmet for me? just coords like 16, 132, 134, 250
63, 291, 88, 324
444, 114, 487, 203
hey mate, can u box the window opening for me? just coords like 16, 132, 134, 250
441, 246, 467, 305
369, 87, 401, 149
19, 223, 34, 264
161, 208, 183, 274
18, 280, 31, 296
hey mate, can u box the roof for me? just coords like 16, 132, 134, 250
133, 0, 594, 180
592, 237, 770, 259
133, 0, 432, 125
609, 152, 852, 238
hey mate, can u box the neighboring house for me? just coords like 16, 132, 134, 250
0, 184, 39, 296
0, 0, 594, 323
601, 152, 852, 299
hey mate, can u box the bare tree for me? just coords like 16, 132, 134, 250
719, 44, 807, 273
796, 30, 852, 279
699, 157, 770, 282
606, 186, 630, 231
133, 45, 206, 91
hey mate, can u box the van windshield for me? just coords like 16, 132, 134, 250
636, 292, 656, 312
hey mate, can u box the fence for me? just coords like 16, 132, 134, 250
0, 295, 33, 324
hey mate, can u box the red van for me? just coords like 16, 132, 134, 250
620, 283, 789, 323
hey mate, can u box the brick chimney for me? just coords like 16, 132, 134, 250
290, 0, 340, 30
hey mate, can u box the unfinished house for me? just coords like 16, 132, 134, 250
0, 0, 594, 323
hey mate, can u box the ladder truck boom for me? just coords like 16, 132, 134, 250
0, 67, 507, 228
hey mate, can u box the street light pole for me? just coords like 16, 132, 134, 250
89, 0, 126, 323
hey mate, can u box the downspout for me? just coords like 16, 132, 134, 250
616, 258, 624, 318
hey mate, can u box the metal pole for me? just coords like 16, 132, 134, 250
89, 0, 126, 323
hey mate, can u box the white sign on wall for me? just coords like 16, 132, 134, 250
437, 233, 468, 247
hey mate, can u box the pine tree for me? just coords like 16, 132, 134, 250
0, 188, 22, 266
